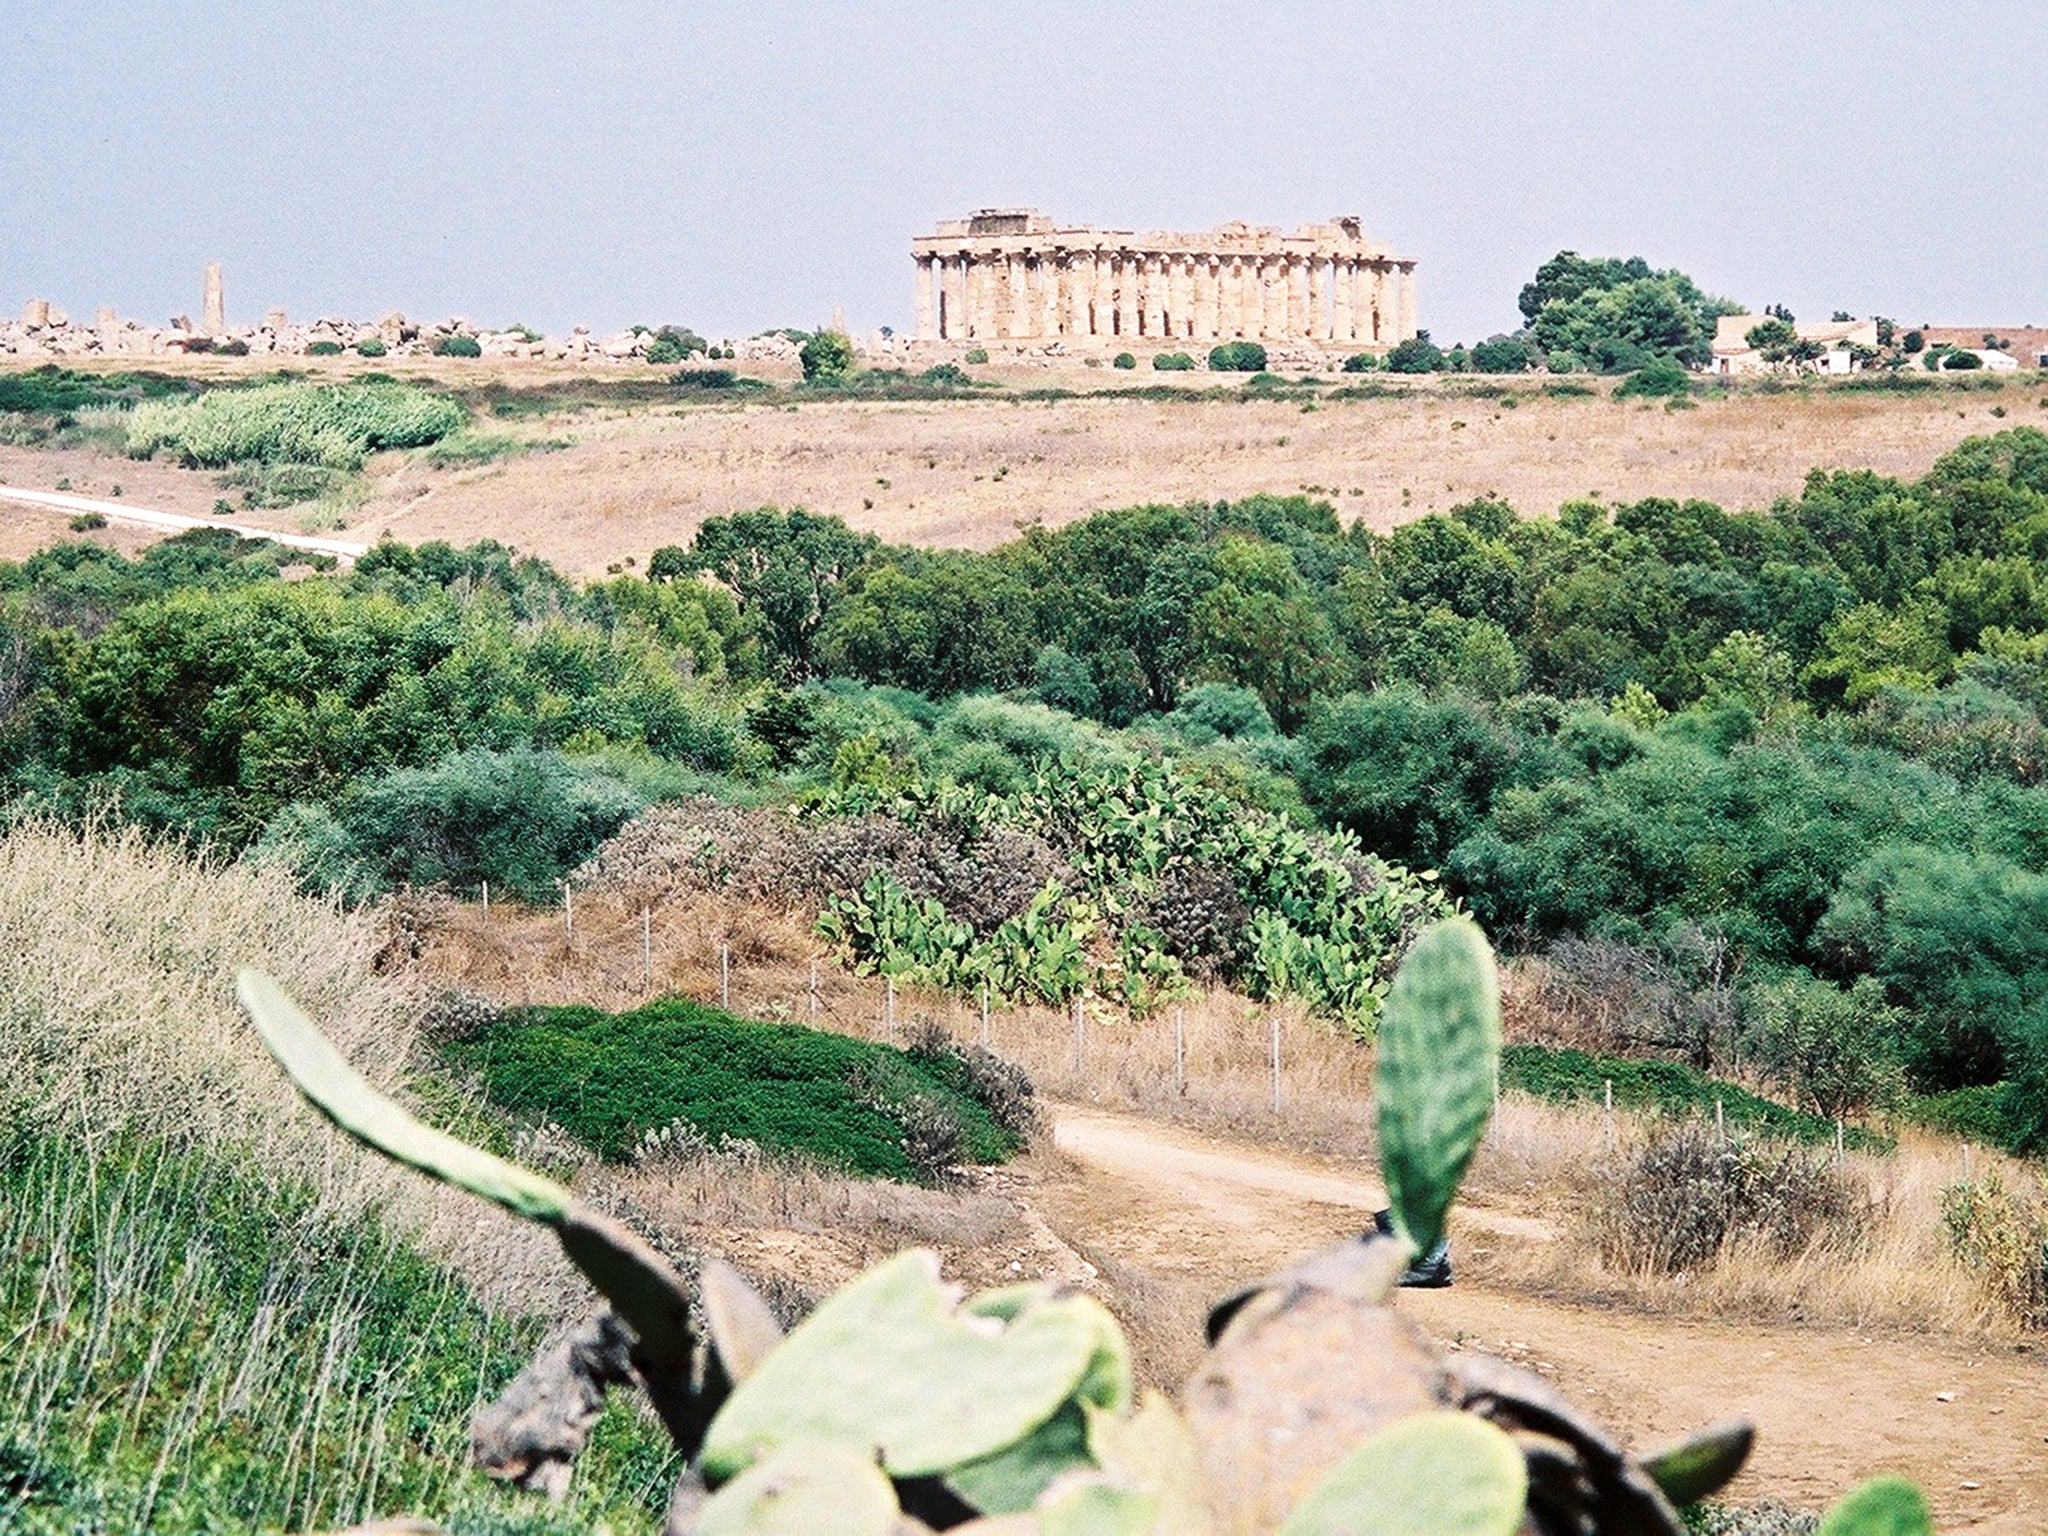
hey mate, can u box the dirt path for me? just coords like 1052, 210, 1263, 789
1045, 1106, 2047, 1532
0, 482, 367, 560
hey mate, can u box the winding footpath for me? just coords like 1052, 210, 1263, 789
0, 483, 368, 560
1045, 1105, 2047, 1533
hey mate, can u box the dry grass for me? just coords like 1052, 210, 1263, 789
0, 818, 570, 1314
415, 887, 2048, 1343
338, 381, 2028, 576
4, 361, 2033, 574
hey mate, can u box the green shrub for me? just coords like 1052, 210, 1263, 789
442, 997, 1022, 1180
1341, 352, 1380, 373
1906, 1081, 2026, 1149
1113, 352, 1138, 370
1941, 1173, 2048, 1328
1501, 1044, 1892, 1150
66, 512, 106, 531
644, 334, 685, 365
272, 748, 649, 903
1152, 352, 1195, 371
123, 381, 464, 468
1207, 341, 1267, 372
1384, 332, 1447, 374
799, 329, 855, 381
919, 362, 971, 386
354, 336, 387, 358
305, 340, 344, 357
963, 346, 990, 364
1943, 349, 1985, 371
1471, 337, 1532, 374
1615, 358, 1693, 398
431, 334, 482, 358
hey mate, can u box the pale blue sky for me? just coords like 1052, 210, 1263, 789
5, 3, 2045, 344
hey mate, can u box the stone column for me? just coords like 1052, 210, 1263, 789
1287, 256, 1311, 338
1399, 262, 1418, 342
939, 256, 963, 339
1332, 258, 1353, 343
1372, 262, 1392, 343
1193, 256, 1217, 340
914, 256, 936, 341
1308, 256, 1327, 341
970, 255, 993, 339
1042, 256, 1062, 338
202, 262, 225, 336
1262, 257, 1287, 339
1237, 257, 1258, 337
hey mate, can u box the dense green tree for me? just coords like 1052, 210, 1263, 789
686, 508, 877, 677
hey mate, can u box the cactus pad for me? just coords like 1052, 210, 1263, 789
701, 1250, 1102, 1482
1373, 919, 1501, 1257
692, 1440, 898, 1535
237, 967, 569, 1223
1816, 1476, 1934, 1536
1277, 1410, 1528, 1536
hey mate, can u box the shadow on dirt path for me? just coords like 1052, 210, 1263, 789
1046, 1104, 2045, 1533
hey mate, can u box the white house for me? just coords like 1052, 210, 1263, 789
1712, 315, 1879, 377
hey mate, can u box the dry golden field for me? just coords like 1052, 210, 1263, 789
1, 359, 2036, 571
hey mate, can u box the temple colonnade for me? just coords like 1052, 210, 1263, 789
911, 210, 1417, 347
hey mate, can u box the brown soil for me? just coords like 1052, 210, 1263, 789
1038, 1105, 2048, 1533
343, 385, 2024, 576
3, 376, 2030, 573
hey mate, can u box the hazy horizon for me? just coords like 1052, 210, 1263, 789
5, 3, 2046, 345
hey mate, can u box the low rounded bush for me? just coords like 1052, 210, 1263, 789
1208, 341, 1268, 372
920, 363, 970, 386
1113, 352, 1137, 370
354, 336, 387, 358
1943, 349, 1985, 371
1615, 358, 1693, 398
1341, 352, 1379, 373
305, 340, 344, 357
432, 334, 482, 359
644, 334, 685, 365
217, 338, 250, 357
67, 512, 107, 531
1153, 352, 1196, 371
963, 347, 990, 364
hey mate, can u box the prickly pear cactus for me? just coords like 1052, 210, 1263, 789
1816, 1477, 1935, 1536
1372, 917, 1500, 1258
1277, 1411, 1528, 1536
237, 918, 1928, 1536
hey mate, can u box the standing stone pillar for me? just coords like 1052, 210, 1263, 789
1372, 262, 1393, 342
21, 298, 50, 328
1238, 257, 1259, 337
974, 255, 997, 339
1135, 255, 1157, 339
1287, 256, 1311, 338
202, 262, 225, 336
1333, 258, 1354, 343
1399, 263, 1418, 342
1194, 257, 1218, 340
1262, 257, 1288, 339
940, 256, 963, 339
1042, 256, 1062, 339
914, 256, 936, 341
1308, 256, 1327, 341
1365, 263, 1384, 342
1078, 251, 1098, 336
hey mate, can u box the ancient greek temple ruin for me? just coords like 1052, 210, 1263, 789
911, 210, 1416, 348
